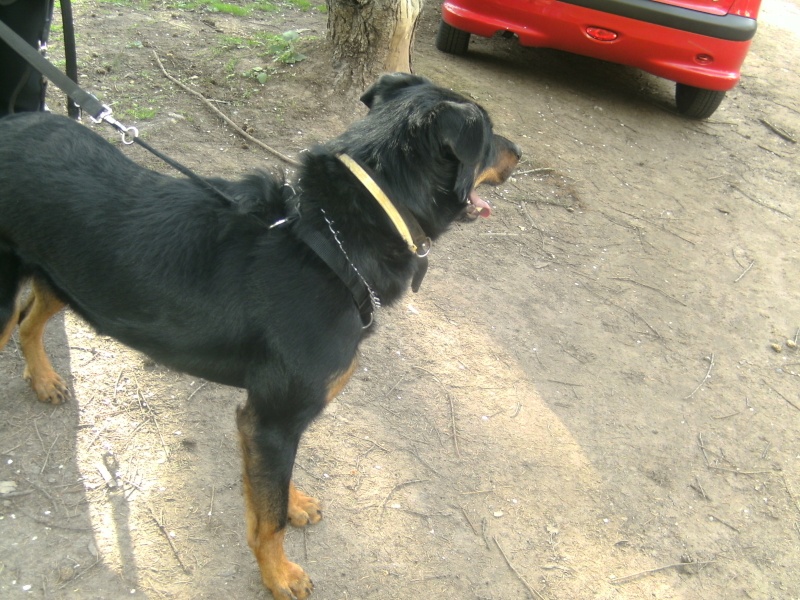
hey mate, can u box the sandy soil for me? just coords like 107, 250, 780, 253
1, 1, 798, 599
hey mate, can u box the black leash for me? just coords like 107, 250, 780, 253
0, 16, 237, 205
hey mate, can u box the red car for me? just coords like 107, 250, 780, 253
436, 0, 761, 118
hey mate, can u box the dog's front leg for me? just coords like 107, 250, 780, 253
236, 401, 313, 600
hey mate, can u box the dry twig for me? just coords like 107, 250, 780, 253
494, 535, 546, 599
459, 504, 480, 536
610, 276, 687, 306
380, 479, 428, 510
708, 514, 740, 533
758, 118, 796, 143
611, 560, 716, 585
685, 354, 714, 399
731, 185, 793, 219
413, 366, 462, 457
39, 433, 60, 475
764, 381, 800, 411
734, 260, 755, 283
149, 505, 192, 574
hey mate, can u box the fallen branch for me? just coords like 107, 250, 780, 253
153, 50, 302, 168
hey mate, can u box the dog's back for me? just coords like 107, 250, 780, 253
0, 113, 307, 385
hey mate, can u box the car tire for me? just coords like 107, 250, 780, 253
675, 83, 727, 119
436, 20, 471, 55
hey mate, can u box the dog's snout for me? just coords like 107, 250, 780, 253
496, 134, 522, 160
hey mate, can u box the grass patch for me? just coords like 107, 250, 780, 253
167, 0, 279, 14
121, 104, 157, 120
284, 0, 312, 10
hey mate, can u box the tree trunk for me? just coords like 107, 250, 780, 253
326, 0, 422, 90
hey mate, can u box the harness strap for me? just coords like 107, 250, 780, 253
294, 224, 375, 329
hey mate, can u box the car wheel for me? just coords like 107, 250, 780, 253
675, 83, 727, 119
436, 20, 470, 55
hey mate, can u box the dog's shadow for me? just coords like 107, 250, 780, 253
0, 312, 143, 595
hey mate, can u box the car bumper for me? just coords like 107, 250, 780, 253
441, 0, 757, 90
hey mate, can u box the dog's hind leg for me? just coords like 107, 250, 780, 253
237, 401, 314, 600
18, 278, 69, 404
0, 251, 24, 351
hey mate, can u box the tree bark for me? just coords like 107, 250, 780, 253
326, 0, 422, 90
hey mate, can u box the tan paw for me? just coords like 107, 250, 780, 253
265, 560, 314, 600
288, 487, 322, 527
24, 366, 69, 404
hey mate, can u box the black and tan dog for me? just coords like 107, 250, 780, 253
0, 73, 519, 599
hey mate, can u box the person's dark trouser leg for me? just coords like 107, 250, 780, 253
0, 0, 55, 116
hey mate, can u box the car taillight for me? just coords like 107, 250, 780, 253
728, 0, 761, 18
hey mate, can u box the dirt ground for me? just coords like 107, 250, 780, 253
1, 1, 799, 598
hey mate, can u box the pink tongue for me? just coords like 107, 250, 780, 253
469, 190, 492, 217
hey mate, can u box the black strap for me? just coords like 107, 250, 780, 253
294, 226, 374, 329
131, 135, 238, 205
0, 15, 106, 119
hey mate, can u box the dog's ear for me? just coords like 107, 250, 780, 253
435, 101, 488, 165
361, 73, 430, 108
435, 101, 490, 201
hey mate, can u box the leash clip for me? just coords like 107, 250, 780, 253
91, 105, 139, 145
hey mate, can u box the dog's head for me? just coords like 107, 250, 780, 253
332, 73, 521, 238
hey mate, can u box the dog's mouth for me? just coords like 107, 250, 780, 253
464, 136, 521, 219
466, 189, 492, 219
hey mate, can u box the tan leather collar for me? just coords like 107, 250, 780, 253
337, 153, 430, 257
